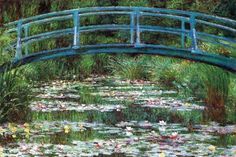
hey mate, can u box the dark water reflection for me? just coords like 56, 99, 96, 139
32, 107, 203, 125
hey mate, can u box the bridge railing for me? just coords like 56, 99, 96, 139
4, 7, 236, 61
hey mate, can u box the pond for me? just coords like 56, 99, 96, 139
0, 76, 235, 156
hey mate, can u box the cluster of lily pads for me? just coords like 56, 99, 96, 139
0, 76, 235, 156
31, 76, 204, 112
30, 100, 125, 112
1, 120, 235, 156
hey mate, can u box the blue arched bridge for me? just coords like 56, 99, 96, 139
1, 7, 236, 72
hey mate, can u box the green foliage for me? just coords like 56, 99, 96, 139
111, 55, 150, 80
151, 57, 180, 87
78, 55, 95, 79
199, 42, 235, 58
0, 70, 31, 123
23, 61, 62, 82
22, 54, 110, 82
0, 30, 14, 64
118, 0, 149, 7
176, 62, 205, 99
174, 61, 231, 122
0, 30, 31, 123
77, 86, 102, 104
166, 0, 184, 9
93, 54, 110, 74
227, 76, 236, 122
200, 66, 229, 105
176, 62, 230, 104
0, 30, 12, 51
229, 75, 236, 96
201, 66, 230, 122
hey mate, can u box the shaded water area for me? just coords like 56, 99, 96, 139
1, 76, 235, 156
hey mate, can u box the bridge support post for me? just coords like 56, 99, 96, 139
135, 10, 141, 47
73, 10, 80, 48
190, 15, 199, 53
181, 20, 185, 48
15, 20, 23, 60
130, 13, 135, 45
24, 24, 29, 55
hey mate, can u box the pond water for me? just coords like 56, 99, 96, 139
0, 76, 235, 156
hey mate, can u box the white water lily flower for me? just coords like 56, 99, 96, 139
159, 120, 167, 126
171, 132, 178, 137
126, 127, 133, 132
151, 130, 156, 134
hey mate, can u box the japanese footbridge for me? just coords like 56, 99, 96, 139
1, 7, 236, 73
